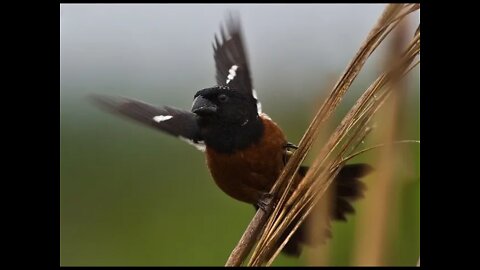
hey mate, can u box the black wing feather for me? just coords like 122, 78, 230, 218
90, 94, 203, 146
213, 15, 253, 96
275, 157, 373, 257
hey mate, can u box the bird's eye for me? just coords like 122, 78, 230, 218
218, 94, 229, 103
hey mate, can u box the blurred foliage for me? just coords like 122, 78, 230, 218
60, 6, 420, 265
60, 82, 419, 266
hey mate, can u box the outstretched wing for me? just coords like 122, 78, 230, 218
90, 94, 205, 151
213, 15, 262, 113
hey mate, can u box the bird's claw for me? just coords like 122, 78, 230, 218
283, 142, 299, 164
284, 142, 298, 150
257, 192, 274, 213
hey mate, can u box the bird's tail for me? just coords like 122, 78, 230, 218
277, 163, 373, 256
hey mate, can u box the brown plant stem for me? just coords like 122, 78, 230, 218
249, 6, 419, 266
225, 208, 270, 266
224, 4, 419, 266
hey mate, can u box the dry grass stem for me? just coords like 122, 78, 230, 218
353, 17, 415, 265
341, 140, 420, 164
225, 3, 420, 266
248, 4, 420, 266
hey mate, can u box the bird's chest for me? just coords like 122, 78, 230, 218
205, 117, 287, 203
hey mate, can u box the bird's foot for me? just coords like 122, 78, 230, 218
257, 192, 274, 213
284, 142, 298, 150
283, 142, 299, 164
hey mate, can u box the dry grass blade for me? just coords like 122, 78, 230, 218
340, 140, 420, 164
249, 5, 417, 262
263, 30, 418, 266
224, 4, 419, 267
353, 18, 414, 265
246, 4, 420, 266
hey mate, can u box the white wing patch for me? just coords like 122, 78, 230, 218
252, 89, 262, 114
226, 65, 239, 84
179, 136, 206, 152
224, 64, 262, 114
153, 115, 173, 123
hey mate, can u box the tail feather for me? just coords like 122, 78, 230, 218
279, 163, 373, 256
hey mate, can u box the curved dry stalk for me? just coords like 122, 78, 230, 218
225, 208, 270, 266
225, 4, 420, 267
340, 140, 420, 164
249, 6, 420, 265
353, 17, 417, 265
250, 18, 420, 268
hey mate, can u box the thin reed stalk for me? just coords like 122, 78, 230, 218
353, 18, 412, 266
257, 29, 419, 266
225, 4, 420, 266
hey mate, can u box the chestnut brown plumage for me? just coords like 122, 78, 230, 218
89, 11, 387, 263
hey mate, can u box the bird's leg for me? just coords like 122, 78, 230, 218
284, 142, 298, 150
256, 192, 274, 213
283, 142, 299, 165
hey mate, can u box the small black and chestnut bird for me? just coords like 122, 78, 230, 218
91, 16, 372, 256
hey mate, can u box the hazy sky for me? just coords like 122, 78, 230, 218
60, 4, 417, 109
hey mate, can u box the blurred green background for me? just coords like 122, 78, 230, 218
60, 4, 419, 266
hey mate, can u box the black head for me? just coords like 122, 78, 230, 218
191, 86, 264, 153
192, 86, 259, 124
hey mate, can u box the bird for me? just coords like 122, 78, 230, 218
90, 15, 373, 257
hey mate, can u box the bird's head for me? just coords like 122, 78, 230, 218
191, 85, 263, 153
192, 86, 259, 127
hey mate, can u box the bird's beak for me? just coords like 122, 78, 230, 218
192, 96, 218, 116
